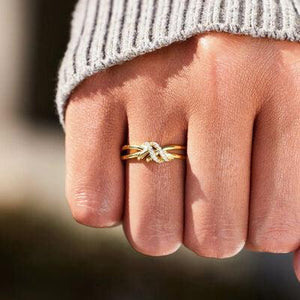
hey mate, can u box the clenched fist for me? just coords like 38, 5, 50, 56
64, 33, 300, 278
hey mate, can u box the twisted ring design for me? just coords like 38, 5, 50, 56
121, 142, 186, 163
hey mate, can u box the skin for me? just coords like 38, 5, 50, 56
64, 33, 300, 279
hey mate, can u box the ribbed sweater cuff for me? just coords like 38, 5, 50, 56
56, 0, 300, 125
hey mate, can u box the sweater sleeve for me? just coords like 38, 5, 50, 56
56, 0, 300, 125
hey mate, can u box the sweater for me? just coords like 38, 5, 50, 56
56, 0, 300, 125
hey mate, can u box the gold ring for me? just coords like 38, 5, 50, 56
121, 141, 186, 163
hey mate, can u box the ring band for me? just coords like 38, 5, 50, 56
121, 141, 186, 163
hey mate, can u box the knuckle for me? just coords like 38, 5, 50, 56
249, 223, 300, 253
71, 207, 120, 228
127, 225, 182, 256
185, 238, 245, 259
184, 225, 245, 258
67, 188, 120, 228
129, 238, 181, 257
278, 43, 300, 75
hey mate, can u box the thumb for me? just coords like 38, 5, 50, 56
293, 249, 300, 281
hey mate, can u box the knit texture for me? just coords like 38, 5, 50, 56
56, 0, 300, 125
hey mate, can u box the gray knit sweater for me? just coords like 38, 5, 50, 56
56, 0, 300, 124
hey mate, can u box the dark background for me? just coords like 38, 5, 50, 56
26, 0, 75, 126
1, 0, 299, 299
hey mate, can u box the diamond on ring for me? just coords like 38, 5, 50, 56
120, 142, 186, 163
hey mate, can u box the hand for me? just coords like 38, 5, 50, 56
64, 33, 300, 278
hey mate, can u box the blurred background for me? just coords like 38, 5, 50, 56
0, 0, 299, 299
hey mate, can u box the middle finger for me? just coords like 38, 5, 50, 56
123, 97, 187, 256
